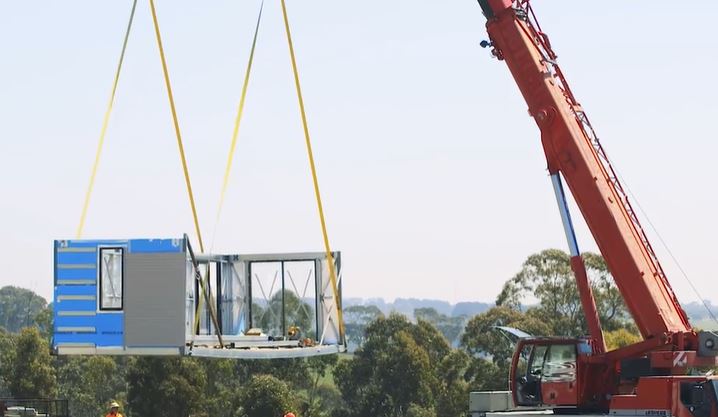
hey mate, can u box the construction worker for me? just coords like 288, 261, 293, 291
106, 401, 123, 417
283, 413, 296, 417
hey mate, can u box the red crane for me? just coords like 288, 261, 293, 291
477, 1, 718, 415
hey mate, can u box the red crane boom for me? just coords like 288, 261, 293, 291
476, 1, 718, 415
481, 0, 690, 338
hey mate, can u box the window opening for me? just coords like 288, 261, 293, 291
543, 344, 577, 382
99, 247, 123, 310
530, 345, 548, 376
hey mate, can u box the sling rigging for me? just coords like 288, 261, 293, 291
69, 0, 345, 356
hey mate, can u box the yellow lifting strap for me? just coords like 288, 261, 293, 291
212, 0, 265, 249
280, 0, 345, 339
149, 0, 205, 253
198, 1, 265, 335
76, 0, 138, 238
149, 0, 222, 341
75, 0, 221, 342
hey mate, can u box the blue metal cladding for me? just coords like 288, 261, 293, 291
56, 269, 96, 280
53, 237, 185, 350
56, 251, 97, 265
129, 238, 185, 254
55, 285, 97, 296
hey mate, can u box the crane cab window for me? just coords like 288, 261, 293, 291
515, 344, 531, 377
515, 343, 548, 406
99, 248, 123, 310
543, 344, 577, 382
515, 342, 578, 406
530, 345, 548, 376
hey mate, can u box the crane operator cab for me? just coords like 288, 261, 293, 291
511, 337, 589, 408
510, 337, 718, 416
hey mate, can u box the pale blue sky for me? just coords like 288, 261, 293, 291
0, 1, 716, 306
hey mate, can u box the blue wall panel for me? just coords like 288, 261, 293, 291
53, 237, 185, 351
55, 285, 97, 296
95, 312, 124, 347
56, 252, 97, 265
53, 333, 99, 344
62, 240, 129, 248
53, 333, 123, 347
56, 269, 97, 280
129, 238, 184, 253
55, 316, 97, 327
54, 300, 96, 312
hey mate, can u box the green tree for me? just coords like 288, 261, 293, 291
0, 286, 48, 333
127, 357, 206, 417
465, 357, 506, 392
343, 305, 384, 347
461, 306, 551, 369
34, 305, 54, 341
0, 328, 14, 396
300, 355, 340, 417
57, 357, 127, 417
7, 326, 57, 398
236, 374, 297, 417
235, 358, 312, 392
251, 302, 266, 331
605, 328, 641, 350
461, 306, 551, 393
414, 307, 465, 346
257, 291, 314, 338
496, 249, 632, 335
310, 384, 343, 417
200, 356, 334, 417
334, 313, 470, 417
434, 350, 470, 417
583, 253, 631, 331
201, 358, 243, 417
405, 404, 436, 417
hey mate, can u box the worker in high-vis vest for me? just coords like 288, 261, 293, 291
106, 401, 123, 417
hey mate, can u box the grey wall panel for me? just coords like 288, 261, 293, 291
125, 253, 186, 347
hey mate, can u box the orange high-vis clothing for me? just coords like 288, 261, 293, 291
106, 412, 123, 417
284, 413, 296, 417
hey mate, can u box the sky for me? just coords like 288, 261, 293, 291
0, 1, 716, 306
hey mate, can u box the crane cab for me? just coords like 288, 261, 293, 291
511, 337, 591, 409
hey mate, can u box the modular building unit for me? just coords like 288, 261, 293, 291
53, 236, 345, 358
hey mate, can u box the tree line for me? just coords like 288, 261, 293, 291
0, 249, 640, 417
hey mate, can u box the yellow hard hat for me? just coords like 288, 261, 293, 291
110, 402, 120, 409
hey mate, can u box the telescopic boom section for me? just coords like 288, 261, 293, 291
478, 0, 691, 339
